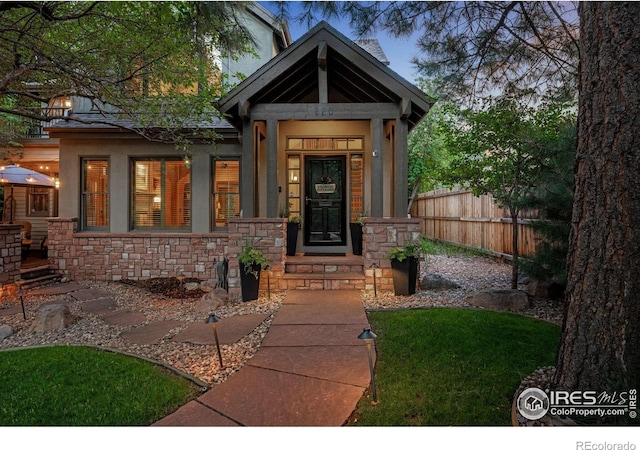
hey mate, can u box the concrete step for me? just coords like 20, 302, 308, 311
17, 266, 64, 290
285, 255, 364, 275
282, 272, 365, 290
20, 264, 52, 280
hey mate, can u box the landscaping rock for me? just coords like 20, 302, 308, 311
195, 288, 229, 314
466, 289, 530, 312
29, 304, 75, 332
0, 324, 14, 340
526, 279, 565, 300
420, 274, 461, 290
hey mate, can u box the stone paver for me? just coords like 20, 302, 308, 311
0, 305, 22, 317
262, 323, 368, 347
272, 301, 368, 325
248, 345, 373, 387
70, 288, 111, 301
100, 309, 147, 326
120, 320, 183, 345
81, 298, 118, 314
152, 401, 239, 427
27, 283, 86, 296
172, 314, 269, 345
197, 365, 365, 426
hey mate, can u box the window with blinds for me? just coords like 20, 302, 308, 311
212, 160, 240, 229
82, 159, 109, 230
132, 159, 191, 230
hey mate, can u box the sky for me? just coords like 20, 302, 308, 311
260, 1, 422, 84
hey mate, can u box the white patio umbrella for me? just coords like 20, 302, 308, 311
0, 165, 56, 223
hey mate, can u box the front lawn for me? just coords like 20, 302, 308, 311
0, 345, 202, 426
350, 308, 560, 425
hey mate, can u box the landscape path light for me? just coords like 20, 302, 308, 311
371, 263, 379, 297
206, 313, 224, 368
358, 327, 378, 404
18, 286, 26, 319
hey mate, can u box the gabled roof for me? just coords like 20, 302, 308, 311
218, 21, 432, 130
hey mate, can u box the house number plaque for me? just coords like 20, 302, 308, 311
315, 183, 336, 194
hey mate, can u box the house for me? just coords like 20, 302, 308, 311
6, 19, 432, 296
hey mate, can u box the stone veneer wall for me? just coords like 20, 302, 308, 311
362, 217, 422, 292
46, 217, 416, 295
227, 218, 286, 297
47, 218, 230, 285
0, 224, 22, 285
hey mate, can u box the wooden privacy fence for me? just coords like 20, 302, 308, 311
410, 188, 540, 259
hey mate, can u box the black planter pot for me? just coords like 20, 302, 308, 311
239, 262, 261, 301
390, 257, 418, 296
350, 223, 363, 255
286, 222, 299, 256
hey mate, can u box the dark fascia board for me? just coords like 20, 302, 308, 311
217, 21, 433, 117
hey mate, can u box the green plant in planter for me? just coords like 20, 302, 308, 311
386, 241, 421, 261
289, 215, 302, 225
354, 209, 369, 226
386, 241, 421, 296
238, 243, 269, 279
278, 208, 290, 219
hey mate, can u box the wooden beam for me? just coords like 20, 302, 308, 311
238, 99, 250, 120
371, 118, 384, 217
318, 42, 328, 104
399, 98, 411, 120
395, 119, 409, 218
240, 120, 255, 217
266, 120, 278, 217
317, 41, 327, 68
250, 103, 400, 120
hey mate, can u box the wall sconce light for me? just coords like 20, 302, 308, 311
372, 149, 378, 157
206, 313, 224, 368
358, 327, 378, 404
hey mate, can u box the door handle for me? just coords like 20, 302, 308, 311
306, 196, 310, 205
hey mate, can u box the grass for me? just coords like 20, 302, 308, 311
0, 345, 202, 426
350, 308, 560, 426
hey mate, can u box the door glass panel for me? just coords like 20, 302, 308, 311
350, 154, 364, 221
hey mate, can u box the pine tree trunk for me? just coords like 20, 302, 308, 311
553, 2, 640, 392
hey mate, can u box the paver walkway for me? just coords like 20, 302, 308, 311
153, 290, 374, 426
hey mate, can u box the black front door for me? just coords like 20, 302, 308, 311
304, 156, 346, 246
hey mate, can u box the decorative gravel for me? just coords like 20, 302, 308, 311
362, 254, 564, 325
0, 254, 563, 387
0, 282, 284, 386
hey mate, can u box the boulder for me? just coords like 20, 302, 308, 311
420, 274, 461, 291
195, 288, 229, 314
526, 279, 565, 300
0, 324, 14, 340
29, 304, 75, 333
466, 289, 530, 312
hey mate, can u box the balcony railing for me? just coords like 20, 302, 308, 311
4, 107, 69, 139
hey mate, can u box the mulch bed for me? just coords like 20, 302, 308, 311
120, 277, 206, 299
